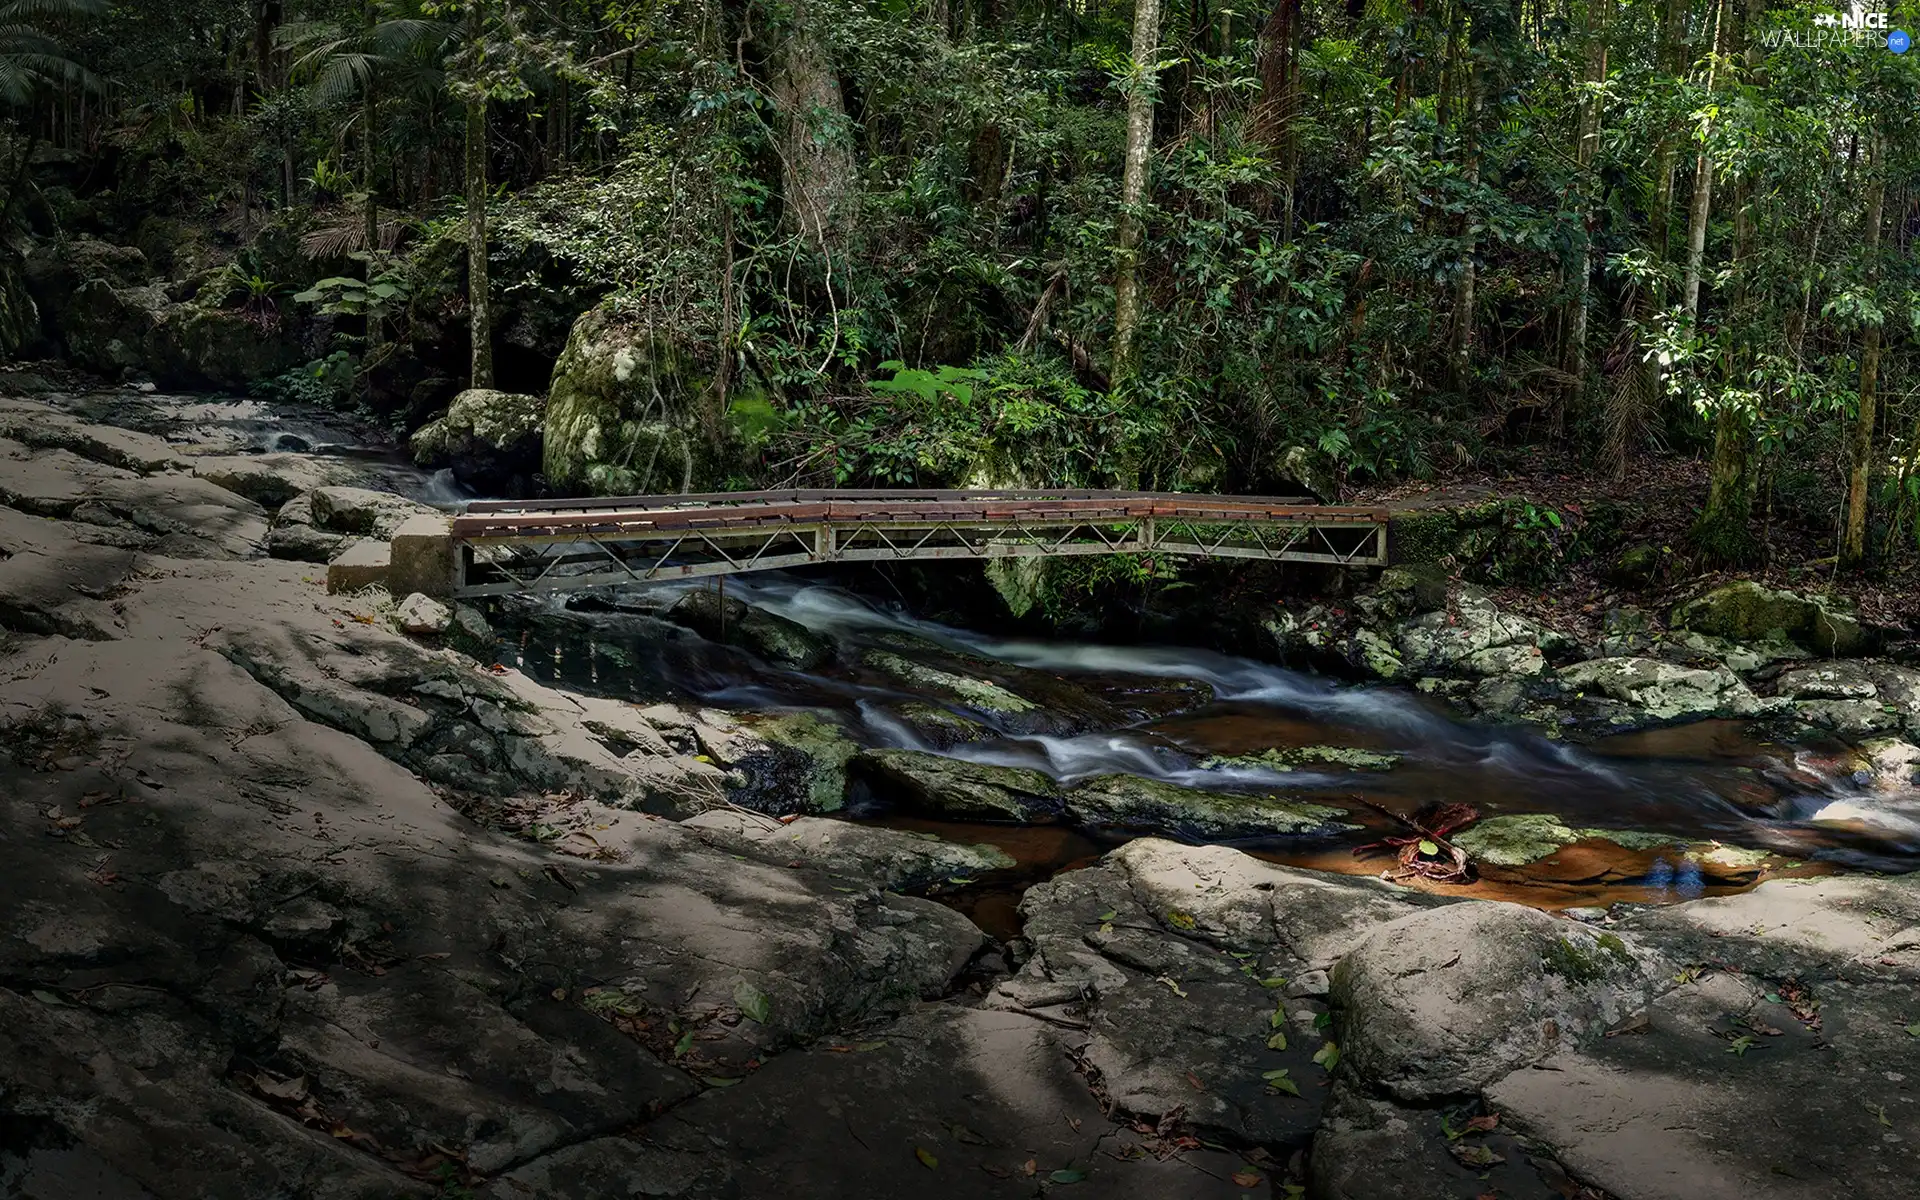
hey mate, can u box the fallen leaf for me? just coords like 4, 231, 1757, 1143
1418, 839, 1439, 856
1097, 910, 1117, 922
1463, 1113, 1499, 1133
1313, 1041, 1340, 1072
672, 1030, 695, 1058
1906, 1023, 1920, 1038
1261, 1068, 1301, 1097
1267, 1031, 1287, 1050
697, 1074, 743, 1088
1231, 1171, 1262, 1187
1021, 1158, 1038, 1177
1066, 1115, 1081, 1132
255, 1074, 309, 1102
915, 1147, 939, 1170
1048, 1168, 1087, 1184
733, 981, 772, 1024
952, 1124, 989, 1145
415, 952, 451, 961
1449, 1143, 1503, 1168
1605, 1012, 1651, 1038
1727, 1034, 1757, 1056
1155, 976, 1188, 998
30, 990, 66, 1007
1260, 977, 1286, 989
1186, 1072, 1206, 1091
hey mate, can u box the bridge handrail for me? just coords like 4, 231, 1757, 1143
459, 487, 1321, 516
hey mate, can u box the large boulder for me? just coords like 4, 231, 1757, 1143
410, 387, 545, 497
663, 589, 831, 670
1064, 774, 1355, 840
849, 748, 1064, 822
1671, 579, 1874, 656
1557, 655, 1774, 723
25, 239, 301, 389
1394, 586, 1578, 678
543, 299, 714, 495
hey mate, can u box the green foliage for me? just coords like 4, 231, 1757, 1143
254, 350, 357, 408
292, 261, 411, 320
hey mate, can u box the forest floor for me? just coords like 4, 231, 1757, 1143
1353, 454, 1920, 645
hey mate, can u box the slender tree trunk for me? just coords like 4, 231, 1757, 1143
1561, 0, 1610, 426
464, 1, 494, 389
1449, 50, 1480, 392
1841, 135, 1886, 569
1694, 0, 1760, 561
1681, 0, 1727, 319
1110, 0, 1163, 382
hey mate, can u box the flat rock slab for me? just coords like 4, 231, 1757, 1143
486, 1006, 1263, 1200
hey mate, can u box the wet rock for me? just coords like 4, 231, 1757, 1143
409, 387, 545, 496
1200, 745, 1399, 773
1359, 562, 1450, 621
1064, 774, 1354, 840
683, 810, 1014, 892
1452, 814, 1684, 868
1609, 542, 1665, 587
393, 592, 452, 635
1557, 655, 1773, 723
1394, 586, 1577, 678
1671, 579, 1874, 657
861, 649, 1038, 714
849, 748, 1064, 822
1332, 902, 1661, 1104
891, 701, 994, 748
700, 710, 860, 814
664, 589, 831, 670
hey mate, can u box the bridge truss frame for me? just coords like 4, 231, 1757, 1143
447, 489, 1389, 599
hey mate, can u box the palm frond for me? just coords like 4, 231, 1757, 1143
0, 0, 108, 20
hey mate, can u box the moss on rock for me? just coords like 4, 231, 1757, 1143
751, 712, 859, 812
1452, 813, 1685, 868
1064, 774, 1354, 839
861, 650, 1036, 714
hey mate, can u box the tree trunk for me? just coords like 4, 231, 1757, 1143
1841, 135, 1886, 570
1561, 0, 1610, 425
1681, 0, 1727, 319
1449, 50, 1480, 392
769, 0, 855, 256
1693, 0, 1759, 562
1110, 0, 1163, 383
464, 1, 494, 389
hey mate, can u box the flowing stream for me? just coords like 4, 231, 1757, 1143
501, 572, 1920, 933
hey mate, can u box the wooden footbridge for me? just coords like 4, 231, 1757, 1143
434, 489, 1389, 599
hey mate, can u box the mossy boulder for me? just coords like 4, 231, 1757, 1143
543, 299, 727, 495
1063, 775, 1355, 840
861, 650, 1037, 714
664, 590, 831, 671
411, 388, 546, 496
750, 712, 859, 813
1670, 580, 1873, 657
1201, 745, 1400, 773
850, 748, 1064, 822
1452, 814, 1684, 868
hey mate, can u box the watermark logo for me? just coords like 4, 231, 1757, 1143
1760, 3, 1910, 51
1813, 2, 1889, 30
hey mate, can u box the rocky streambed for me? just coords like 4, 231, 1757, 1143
1, 382, 1917, 1200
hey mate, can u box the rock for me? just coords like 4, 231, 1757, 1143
1476, 875, 1920, 1200
0, 405, 188, 474
1355, 562, 1450, 623
683, 810, 1014, 892
192, 453, 360, 509
25, 239, 300, 390
393, 592, 452, 635
1557, 655, 1773, 723
1609, 542, 1665, 587
1332, 902, 1660, 1103
1671, 578, 1874, 656
703, 710, 860, 814
1394, 586, 1577, 678
1064, 774, 1355, 840
849, 748, 1064, 822
325, 539, 390, 595
1775, 663, 1877, 700
265, 492, 355, 563
990, 840, 1448, 1151
309, 486, 438, 537
860, 649, 1039, 714
0, 506, 138, 639
664, 589, 831, 670
450, 603, 495, 651
485, 1005, 1259, 1200
1200, 745, 1399, 773
409, 387, 545, 495
1452, 814, 1685, 868
543, 300, 715, 495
